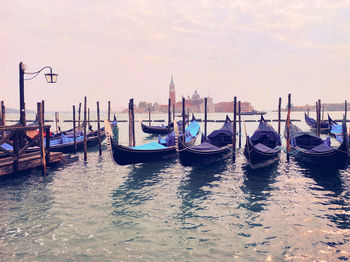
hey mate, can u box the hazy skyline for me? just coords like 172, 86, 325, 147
1, 0, 350, 112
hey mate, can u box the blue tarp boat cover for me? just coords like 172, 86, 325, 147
1, 143, 13, 150
132, 142, 167, 150
158, 120, 200, 146
254, 143, 280, 153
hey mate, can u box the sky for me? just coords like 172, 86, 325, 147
1, 0, 350, 112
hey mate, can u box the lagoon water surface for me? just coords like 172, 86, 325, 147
0, 112, 349, 261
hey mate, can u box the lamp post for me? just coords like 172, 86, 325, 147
19, 61, 58, 126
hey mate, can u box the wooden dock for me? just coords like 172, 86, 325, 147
0, 151, 63, 176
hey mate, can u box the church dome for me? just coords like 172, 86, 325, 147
192, 90, 200, 100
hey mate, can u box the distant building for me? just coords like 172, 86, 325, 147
215, 101, 253, 113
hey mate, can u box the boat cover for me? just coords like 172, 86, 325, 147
251, 117, 281, 148
158, 120, 200, 146
132, 141, 167, 150
191, 142, 220, 151
206, 115, 233, 147
254, 143, 280, 153
0, 143, 13, 150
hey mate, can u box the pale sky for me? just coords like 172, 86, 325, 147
1, 0, 350, 112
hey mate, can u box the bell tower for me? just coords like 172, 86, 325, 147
169, 74, 175, 108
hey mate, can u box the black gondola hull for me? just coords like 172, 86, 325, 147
141, 123, 173, 135
178, 139, 232, 166
110, 139, 177, 165
244, 139, 280, 169
290, 142, 348, 169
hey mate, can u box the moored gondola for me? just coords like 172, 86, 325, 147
286, 117, 348, 169
304, 113, 329, 133
178, 115, 233, 166
244, 116, 281, 169
107, 118, 200, 166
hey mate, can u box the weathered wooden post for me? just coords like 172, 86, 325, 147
233, 97, 237, 159
1, 101, 4, 136
173, 104, 175, 123
278, 97, 281, 135
286, 94, 291, 159
88, 108, 90, 131
148, 106, 151, 126
204, 97, 208, 137
307, 106, 310, 116
37, 102, 46, 175
316, 100, 321, 136
78, 102, 82, 129
238, 100, 242, 148
83, 96, 87, 161
187, 108, 190, 126
182, 97, 185, 143
322, 105, 325, 121
0, 101, 4, 126
345, 100, 348, 120
55, 112, 58, 133
108, 101, 111, 122
232, 96, 237, 160
45, 125, 51, 164
168, 98, 171, 130
13, 131, 19, 174
73, 105, 77, 154
41, 100, 45, 124
129, 99, 135, 147
97, 101, 102, 156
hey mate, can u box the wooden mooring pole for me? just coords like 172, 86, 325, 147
73, 105, 77, 154
204, 97, 208, 137
233, 97, 237, 160
148, 107, 151, 126
129, 99, 135, 147
108, 101, 111, 122
286, 94, 291, 159
238, 101, 241, 148
168, 98, 171, 130
37, 102, 46, 175
84, 96, 87, 161
78, 102, 81, 128
88, 108, 90, 131
182, 97, 185, 143
1, 101, 4, 136
97, 101, 102, 156
173, 104, 175, 122
345, 100, 348, 120
278, 97, 281, 135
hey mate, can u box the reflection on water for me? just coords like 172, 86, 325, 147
241, 162, 279, 213
0, 112, 350, 261
176, 161, 228, 221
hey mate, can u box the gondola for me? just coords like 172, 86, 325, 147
141, 122, 173, 135
107, 118, 200, 166
244, 116, 281, 169
304, 113, 329, 133
26, 129, 106, 153
141, 118, 187, 135
286, 118, 348, 169
178, 115, 233, 166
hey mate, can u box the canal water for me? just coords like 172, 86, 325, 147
0, 112, 349, 261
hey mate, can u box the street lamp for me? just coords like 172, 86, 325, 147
19, 61, 58, 126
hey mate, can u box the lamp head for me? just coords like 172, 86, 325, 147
45, 72, 58, 83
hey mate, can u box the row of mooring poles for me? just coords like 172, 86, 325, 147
71, 99, 110, 160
